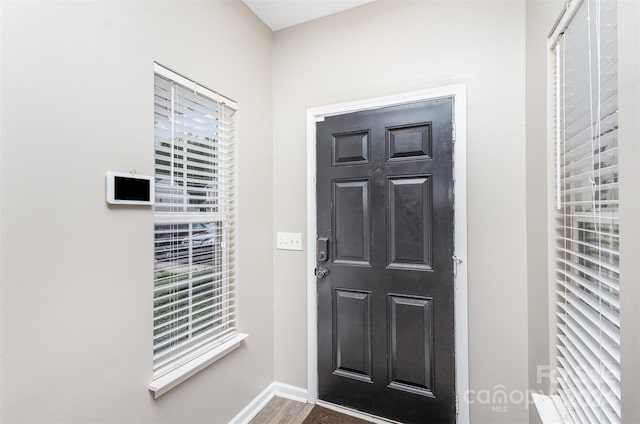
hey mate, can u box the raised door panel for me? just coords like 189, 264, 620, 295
388, 294, 435, 397
333, 180, 371, 266
332, 131, 370, 166
387, 176, 433, 271
333, 289, 373, 382
387, 123, 432, 161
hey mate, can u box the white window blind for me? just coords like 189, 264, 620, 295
550, 0, 620, 422
153, 64, 237, 378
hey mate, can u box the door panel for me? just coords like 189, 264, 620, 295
333, 131, 371, 165
317, 99, 455, 423
387, 123, 432, 160
387, 176, 433, 271
333, 180, 371, 265
388, 294, 435, 397
332, 289, 373, 382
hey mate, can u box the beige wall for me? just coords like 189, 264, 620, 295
272, 1, 530, 422
0, 1, 274, 422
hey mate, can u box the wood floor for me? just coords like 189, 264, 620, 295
249, 396, 315, 424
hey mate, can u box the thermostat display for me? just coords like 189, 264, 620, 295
106, 171, 154, 205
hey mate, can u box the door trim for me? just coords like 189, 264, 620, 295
306, 84, 469, 423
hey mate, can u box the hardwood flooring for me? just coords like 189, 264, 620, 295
249, 396, 315, 424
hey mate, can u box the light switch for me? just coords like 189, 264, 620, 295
276, 232, 303, 251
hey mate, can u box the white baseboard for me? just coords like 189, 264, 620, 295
228, 382, 309, 424
228, 384, 275, 424
272, 382, 309, 403
228, 382, 402, 424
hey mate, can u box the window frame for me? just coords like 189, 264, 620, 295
543, 0, 621, 422
148, 63, 246, 398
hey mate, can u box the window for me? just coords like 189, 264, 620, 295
549, 0, 620, 421
150, 64, 243, 395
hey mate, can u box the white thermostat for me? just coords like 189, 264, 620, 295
106, 171, 154, 205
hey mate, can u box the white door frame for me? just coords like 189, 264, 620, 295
306, 84, 469, 423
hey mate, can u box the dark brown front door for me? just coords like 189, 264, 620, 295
316, 99, 456, 423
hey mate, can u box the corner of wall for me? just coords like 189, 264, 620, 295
525, 1, 564, 408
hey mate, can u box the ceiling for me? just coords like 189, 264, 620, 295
242, 0, 376, 31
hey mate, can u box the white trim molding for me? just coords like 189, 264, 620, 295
306, 84, 470, 423
228, 382, 309, 424
153, 62, 237, 110
148, 333, 248, 399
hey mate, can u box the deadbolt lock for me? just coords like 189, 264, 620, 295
316, 237, 329, 262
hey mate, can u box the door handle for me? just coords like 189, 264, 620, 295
316, 267, 329, 279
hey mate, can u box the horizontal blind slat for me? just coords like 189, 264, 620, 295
558, 320, 620, 371
556, 246, 620, 274
557, 365, 601, 424
557, 344, 620, 420
556, 235, 619, 262
556, 258, 620, 293
556, 274, 619, 313
557, 356, 617, 423
557, 291, 620, 344
154, 291, 236, 325
153, 309, 236, 350
558, 324, 621, 390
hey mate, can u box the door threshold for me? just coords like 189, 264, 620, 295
315, 400, 403, 424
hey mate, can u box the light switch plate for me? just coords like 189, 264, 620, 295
276, 232, 303, 251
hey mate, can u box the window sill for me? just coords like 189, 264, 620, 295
531, 393, 570, 424
148, 333, 248, 399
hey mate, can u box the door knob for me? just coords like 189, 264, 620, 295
316, 267, 329, 279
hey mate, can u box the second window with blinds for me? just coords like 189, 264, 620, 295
549, 0, 620, 422
150, 64, 244, 397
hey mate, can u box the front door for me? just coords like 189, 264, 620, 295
316, 98, 455, 423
